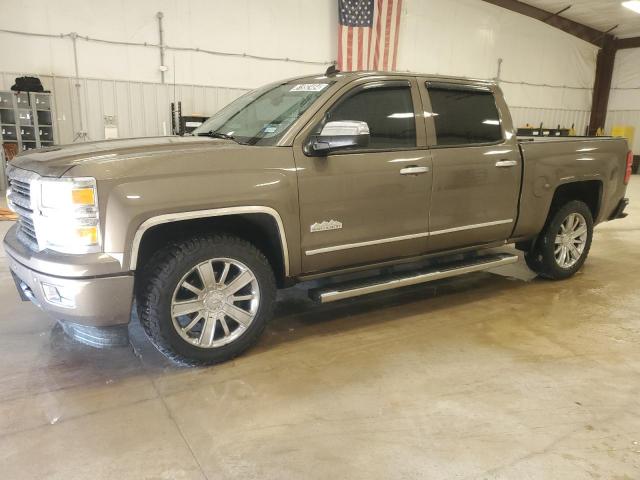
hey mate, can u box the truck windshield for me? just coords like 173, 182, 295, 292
193, 81, 333, 146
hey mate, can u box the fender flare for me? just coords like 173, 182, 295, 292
129, 206, 290, 275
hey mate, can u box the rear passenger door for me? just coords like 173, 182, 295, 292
420, 80, 521, 252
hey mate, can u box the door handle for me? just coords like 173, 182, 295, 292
400, 166, 429, 175
495, 160, 518, 168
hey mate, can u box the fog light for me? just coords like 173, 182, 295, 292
41, 283, 75, 308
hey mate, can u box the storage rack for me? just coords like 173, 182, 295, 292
1, 91, 55, 191
1, 91, 55, 153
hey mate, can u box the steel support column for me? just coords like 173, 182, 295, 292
588, 37, 617, 136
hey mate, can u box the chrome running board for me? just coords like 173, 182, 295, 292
309, 253, 519, 304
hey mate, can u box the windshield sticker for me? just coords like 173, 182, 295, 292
263, 125, 278, 133
290, 83, 329, 92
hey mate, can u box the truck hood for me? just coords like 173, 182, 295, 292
10, 136, 243, 177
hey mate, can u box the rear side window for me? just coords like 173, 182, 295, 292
327, 86, 416, 149
427, 85, 502, 146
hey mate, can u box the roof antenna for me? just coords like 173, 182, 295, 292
325, 64, 340, 76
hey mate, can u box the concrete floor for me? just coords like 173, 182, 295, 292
0, 180, 639, 480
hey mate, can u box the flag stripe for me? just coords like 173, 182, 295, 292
382, 0, 393, 70
363, 24, 370, 69
392, 0, 402, 70
352, 27, 358, 70
337, 23, 344, 70
357, 27, 364, 70
367, 23, 372, 68
347, 26, 354, 71
373, 0, 383, 70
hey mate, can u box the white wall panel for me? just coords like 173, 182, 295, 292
607, 48, 640, 153
0, 0, 336, 89
398, 0, 597, 110
0, 71, 247, 144
2, 0, 596, 95
0, 0, 603, 140
2, 68, 591, 143
609, 49, 640, 112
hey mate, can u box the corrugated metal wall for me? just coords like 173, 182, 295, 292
0, 72, 248, 144
1, 71, 593, 145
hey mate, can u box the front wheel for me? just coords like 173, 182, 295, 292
136, 234, 276, 365
525, 200, 594, 280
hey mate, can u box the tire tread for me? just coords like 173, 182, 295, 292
136, 234, 276, 366
525, 200, 593, 280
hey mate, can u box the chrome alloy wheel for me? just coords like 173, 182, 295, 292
171, 258, 260, 348
554, 212, 588, 269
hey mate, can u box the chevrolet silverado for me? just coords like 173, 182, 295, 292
4, 70, 633, 364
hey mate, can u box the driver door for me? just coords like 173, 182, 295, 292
293, 77, 432, 274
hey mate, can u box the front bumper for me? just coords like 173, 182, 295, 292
4, 225, 134, 327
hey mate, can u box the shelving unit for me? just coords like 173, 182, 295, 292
1, 91, 56, 159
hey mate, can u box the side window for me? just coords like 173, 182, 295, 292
427, 85, 502, 146
327, 86, 416, 149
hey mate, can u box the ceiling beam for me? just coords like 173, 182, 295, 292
615, 36, 640, 50
481, 0, 613, 47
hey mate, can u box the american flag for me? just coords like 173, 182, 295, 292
337, 0, 403, 72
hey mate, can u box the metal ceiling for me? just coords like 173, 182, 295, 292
521, 0, 640, 39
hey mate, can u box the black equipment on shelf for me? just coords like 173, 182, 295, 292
11, 76, 48, 93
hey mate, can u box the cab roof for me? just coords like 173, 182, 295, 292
287, 70, 497, 88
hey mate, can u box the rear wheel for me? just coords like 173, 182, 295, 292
524, 200, 593, 280
136, 234, 276, 365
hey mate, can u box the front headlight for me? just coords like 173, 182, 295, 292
36, 177, 101, 253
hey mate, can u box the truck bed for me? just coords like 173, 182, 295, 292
513, 135, 629, 240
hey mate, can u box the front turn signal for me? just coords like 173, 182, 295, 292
72, 187, 96, 206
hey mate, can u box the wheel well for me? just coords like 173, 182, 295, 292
135, 213, 286, 286
516, 180, 602, 253
549, 180, 602, 221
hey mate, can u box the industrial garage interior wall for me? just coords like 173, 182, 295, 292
0, 72, 248, 144
0, 0, 597, 143
398, 0, 597, 134
606, 48, 640, 153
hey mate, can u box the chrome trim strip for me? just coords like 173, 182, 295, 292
129, 206, 290, 275
430, 219, 513, 236
305, 219, 514, 256
317, 254, 519, 303
305, 232, 429, 256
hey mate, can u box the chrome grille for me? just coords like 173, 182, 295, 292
7, 168, 39, 251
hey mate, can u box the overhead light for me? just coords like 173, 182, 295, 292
387, 112, 414, 119
622, 1, 640, 14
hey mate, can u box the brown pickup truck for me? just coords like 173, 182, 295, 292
4, 70, 633, 364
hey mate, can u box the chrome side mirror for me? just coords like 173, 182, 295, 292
309, 120, 370, 155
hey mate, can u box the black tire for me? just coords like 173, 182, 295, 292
136, 234, 276, 366
524, 200, 594, 280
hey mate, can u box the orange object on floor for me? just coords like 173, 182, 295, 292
0, 208, 17, 221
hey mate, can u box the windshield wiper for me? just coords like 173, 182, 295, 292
196, 130, 238, 142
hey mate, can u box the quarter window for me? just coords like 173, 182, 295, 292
326, 86, 416, 149
427, 85, 502, 146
